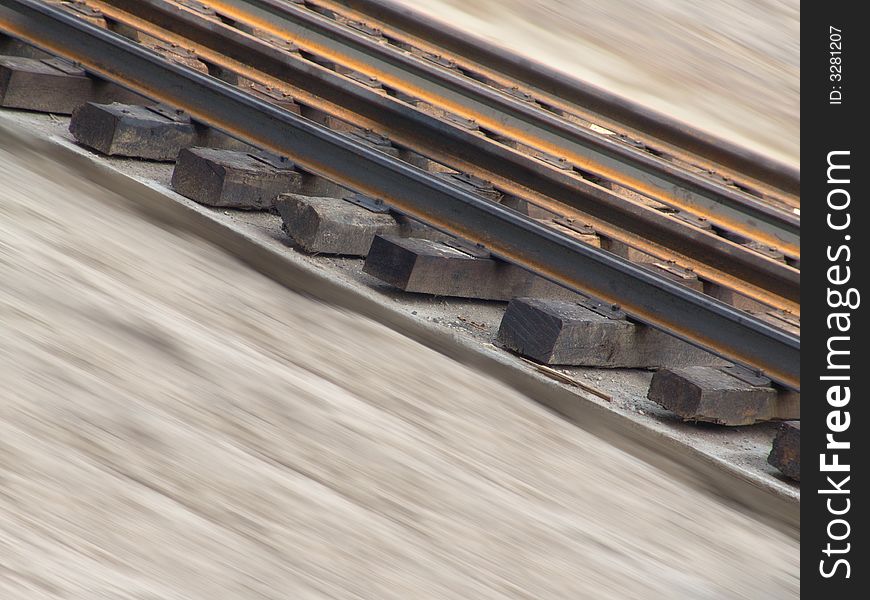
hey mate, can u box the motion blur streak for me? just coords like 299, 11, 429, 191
1, 0, 800, 594
392, 0, 800, 168
0, 145, 800, 598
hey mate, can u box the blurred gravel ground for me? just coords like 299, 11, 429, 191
0, 147, 799, 598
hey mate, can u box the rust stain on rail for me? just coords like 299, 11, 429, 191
72, 0, 798, 316
204, 0, 799, 259
0, 12, 799, 389
305, 0, 801, 210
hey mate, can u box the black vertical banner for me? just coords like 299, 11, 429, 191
803, 3, 868, 596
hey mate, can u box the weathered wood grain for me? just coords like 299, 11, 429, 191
171, 147, 304, 209
69, 102, 197, 161
276, 194, 446, 256
0, 55, 94, 114
768, 421, 800, 481
647, 366, 782, 426
497, 297, 724, 367
363, 235, 579, 301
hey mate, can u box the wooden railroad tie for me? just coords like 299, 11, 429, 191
0, 53, 149, 114
363, 235, 579, 301
496, 297, 724, 368
276, 193, 447, 256
70, 102, 197, 161
0, 55, 93, 114
171, 147, 304, 210
647, 365, 799, 426
69, 102, 258, 160
0, 33, 53, 59
768, 421, 800, 481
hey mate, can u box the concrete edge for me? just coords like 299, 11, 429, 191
0, 114, 799, 538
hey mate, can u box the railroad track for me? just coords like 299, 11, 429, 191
0, 0, 800, 390
319, 0, 800, 204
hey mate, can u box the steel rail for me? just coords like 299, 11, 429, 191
312, 1, 799, 217
89, 0, 799, 314
197, 0, 800, 259
321, 0, 801, 200
0, 0, 800, 389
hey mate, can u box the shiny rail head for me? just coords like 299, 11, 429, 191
188, 0, 801, 259
90, 0, 800, 315
320, 0, 801, 196
0, 0, 800, 390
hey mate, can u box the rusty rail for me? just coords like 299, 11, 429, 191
79, 0, 800, 316
0, 0, 800, 389
322, 0, 800, 200
203, 0, 800, 260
